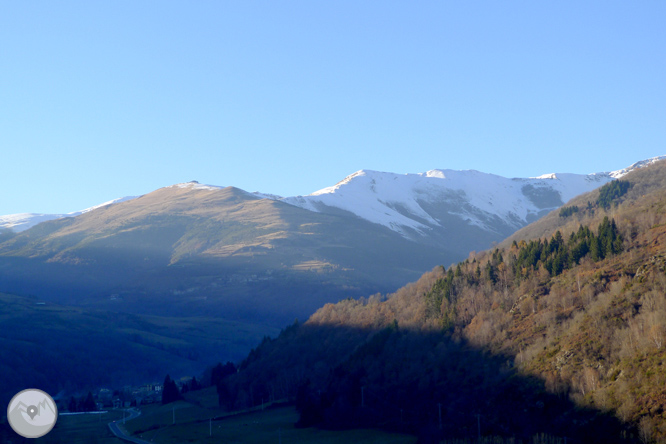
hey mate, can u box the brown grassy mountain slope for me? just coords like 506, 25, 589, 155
224, 160, 666, 443
0, 183, 453, 326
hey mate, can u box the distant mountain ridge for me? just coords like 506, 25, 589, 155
281, 156, 665, 239
0, 156, 663, 327
2, 156, 663, 236
284, 169, 606, 238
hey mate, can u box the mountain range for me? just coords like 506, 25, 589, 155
1, 156, 665, 424
3, 157, 664, 237
0, 157, 663, 328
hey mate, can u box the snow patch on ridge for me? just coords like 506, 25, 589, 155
610, 155, 666, 179
79, 196, 138, 213
282, 169, 560, 236
171, 181, 224, 191
533, 173, 558, 180
282, 170, 443, 236
252, 192, 283, 200
0, 196, 138, 232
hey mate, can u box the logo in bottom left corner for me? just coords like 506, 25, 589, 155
7, 389, 58, 438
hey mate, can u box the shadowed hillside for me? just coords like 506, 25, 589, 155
218, 317, 637, 443
219, 160, 666, 442
0, 292, 278, 411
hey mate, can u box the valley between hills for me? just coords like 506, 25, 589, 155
2, 159, 666, 443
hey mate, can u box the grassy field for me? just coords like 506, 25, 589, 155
22, 397, 416, 444
31, 411, 124, 444
126, 402, 417, 444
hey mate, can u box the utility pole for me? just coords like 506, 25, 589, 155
438, 403, 442, 430
475, 414, 481, 441
278, 427, 282, 444
209, 418, 212, 437
173, 406, 175, 425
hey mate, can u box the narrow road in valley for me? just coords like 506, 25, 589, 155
108, 408, 151, 444
107, 399, 290, 443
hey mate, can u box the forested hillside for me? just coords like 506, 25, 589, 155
0, 292, 277, 410
218, 160, 666, 443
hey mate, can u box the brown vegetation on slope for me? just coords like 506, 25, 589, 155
225, 160, 666, 443
0, 182, 456, 325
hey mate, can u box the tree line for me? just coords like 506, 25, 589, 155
161, 361, 237, 405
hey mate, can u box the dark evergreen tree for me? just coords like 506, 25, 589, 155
485, 261, 497, 284
211, 362, 237, 387
559, 205, 579, 218
509, 217, 624, 279
83, 391, 96, 412
597, 180, 631, 208
162, 374, 181, 404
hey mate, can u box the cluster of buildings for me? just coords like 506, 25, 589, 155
96, 383, 163, 410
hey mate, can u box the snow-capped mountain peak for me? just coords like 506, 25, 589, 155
280, 157, 665, 239
310, 170, 367, 196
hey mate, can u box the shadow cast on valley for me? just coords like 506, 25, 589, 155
227, 322, 638, 444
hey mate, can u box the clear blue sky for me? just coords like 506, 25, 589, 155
1, 1, 664, 215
